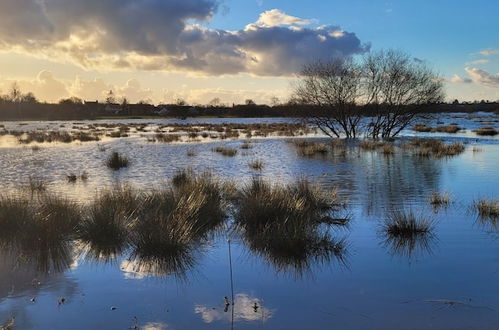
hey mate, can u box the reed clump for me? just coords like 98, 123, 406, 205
429, 191, 451, 206
474, 127, 498, 136
474, 199, 499, 221
248, 159, 264, 171
383, 211, 433, 236
409, 138, 465, 158
212, 146, 238, 157
106, 151, 130, 170
235, 178, 345, 237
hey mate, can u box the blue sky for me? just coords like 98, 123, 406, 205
211, 0, 498, 77
0, 0, 497, 103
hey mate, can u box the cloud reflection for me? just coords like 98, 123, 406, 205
195, 293, 274, 324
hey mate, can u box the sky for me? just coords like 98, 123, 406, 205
0, 0, 498, 105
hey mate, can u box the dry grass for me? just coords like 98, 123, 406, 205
474, 127, 498, 136
412, 124, 461, 134
409, 138, 465, 158
248, 159, 264, 171
155, 133, 181, 143
429, 191, 451, 206
359, 140, 386, 150
293, 141, 329, 157
212, 146, 238, 157
382, 210, 435, 258
474, 199, 499, 221
106, 151, 129, 170
384, 211, 433, 236
241, 141, 253, 149
381, 144, 395, 155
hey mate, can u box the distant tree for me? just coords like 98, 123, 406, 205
245, 99, 256, 106
208, 97, 221, 107
59, 96, 83, 105
19, 92, 38, 104
452, 99, 459, 105
137, 98, 152, 105
8, 82, 22, 103
175, 98, 187, 106
270, 96, 280, 107
106, 90, 116, 104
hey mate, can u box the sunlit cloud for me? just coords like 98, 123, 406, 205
255, 9, 317, 27
0, 0, 367, 76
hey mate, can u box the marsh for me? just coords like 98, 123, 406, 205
0, 113, 498, 329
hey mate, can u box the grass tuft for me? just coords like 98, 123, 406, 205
106, 151, 129, 170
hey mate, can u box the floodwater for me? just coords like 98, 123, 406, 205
0, 113, 498, 329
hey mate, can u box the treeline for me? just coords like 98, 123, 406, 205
0, 86, 498, 120
0, 99, 498, 121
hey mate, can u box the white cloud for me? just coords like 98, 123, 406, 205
465, 67, 499, 88
467, 59, 490, 65
479, 48, 499, 56
255, 9, 316, 27
450, 74, 472, 84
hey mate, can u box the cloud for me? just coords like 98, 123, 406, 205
479, 49, 499, 56
450, 74, 472, 84
255, 9, 316, 27
175, 87, 289, 105
0, 71, 69, 102
467, 59, 490, 65
464, 67, 499, 87
0, 1, 367, 76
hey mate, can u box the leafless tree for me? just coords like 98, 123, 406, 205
293, 58, 363, 138
362, 50, 444, 138
8, 82, 22, 103
293, 50, 444, 139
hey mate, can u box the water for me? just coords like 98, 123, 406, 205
0, 114, 498, 329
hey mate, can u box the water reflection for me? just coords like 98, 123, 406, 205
195, 293, 273, 324
359, 153, 442, 216
244, 233, 347, 277
382, 230, 436, 259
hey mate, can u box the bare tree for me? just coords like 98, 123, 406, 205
105, 90, 116, 104
208, 97, 221, 107
293, 58, 362, 138
362, 50, 444, 138
8, 82, 22, 103
293, 50, 444, 139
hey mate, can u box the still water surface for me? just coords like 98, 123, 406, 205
0, 114, 498, 329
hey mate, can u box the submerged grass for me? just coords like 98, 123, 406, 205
384, 211, 433, 236
409, 138, 465, 158
382, 210, 435, 258
429, 191, 451, 206
473, 199, 499, 224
